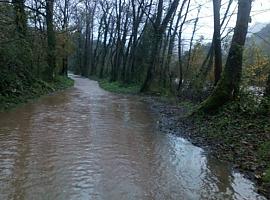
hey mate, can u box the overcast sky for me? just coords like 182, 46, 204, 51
181, 0, 270, 45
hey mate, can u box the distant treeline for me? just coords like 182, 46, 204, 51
0, 0, 269, 111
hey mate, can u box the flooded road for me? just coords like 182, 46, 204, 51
0, 75, 266, 200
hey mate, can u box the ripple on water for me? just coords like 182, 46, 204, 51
0, 76, 267, 200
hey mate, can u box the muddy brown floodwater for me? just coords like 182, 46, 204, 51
0, 75, 267, 200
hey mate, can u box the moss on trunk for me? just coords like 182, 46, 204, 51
199, 0, 251, 112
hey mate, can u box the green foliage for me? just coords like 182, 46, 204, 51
99, 79, 140, 94
225, 92, 259, 115
0, 2, 75, 111
178, 101, 196, 111
0, 76, 74, 111
50, 76, 74, 90
263, 168, 270, 183
259, 142, 270, 163
243, 45, 270, 88
258, 97, 270, 116
190, 94, 270, 184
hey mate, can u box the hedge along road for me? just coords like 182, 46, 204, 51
0, 75, 266, 200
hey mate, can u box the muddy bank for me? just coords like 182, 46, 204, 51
146, 97, 270, 199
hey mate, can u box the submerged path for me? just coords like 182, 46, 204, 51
0, 75, 266, 200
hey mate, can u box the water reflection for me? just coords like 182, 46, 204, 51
0, 75, 266, 200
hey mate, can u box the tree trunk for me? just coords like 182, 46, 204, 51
140, 30, 162, 92
140, 0, 180, 92
110, 0, 123, 82
177, 0, 191, 91
165, 0, 187, 87
196, 0, 232, 86
61, 56, 68, 76
199, 0, 252, 112
126, 0, 144, 83
177, 31, 183, 91
186, 7, 200, 72
119, 6, 130, 82
12, 0, 27, 36
45, 0, 56, 81
88, 2, 97, 76
161, 28, 171, 86
91, 15, 103, 76
60, 0, 69, 77
213, 0, 222, 85
265, 72, 270, 97
99, 5, 111, 79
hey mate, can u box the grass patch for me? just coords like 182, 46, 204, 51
98, 78, 173, 97
187, 95, 270, 194
178, 101, 197, 115
99, 79, 140, 94
263, 168, 270, 183
259, 141, 270, 163
50, 76, 74, 90
0, 76, 74, 112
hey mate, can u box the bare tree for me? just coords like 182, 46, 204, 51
164, 0, 188, 88
199, 0, 252, 112
186, 6, 200, 73
177, 0, 191, 90
140, 0, 181, 92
